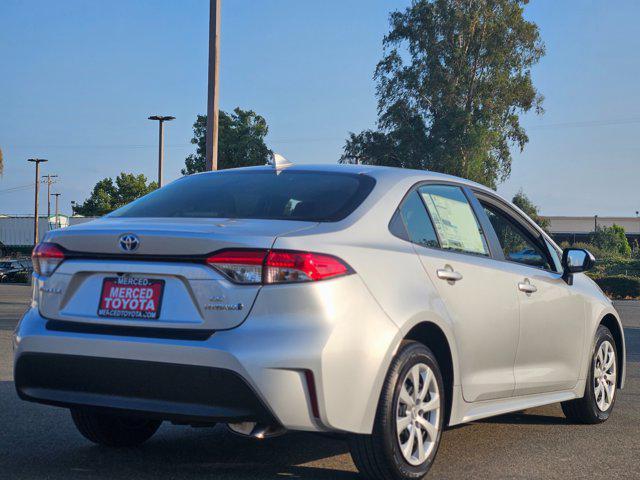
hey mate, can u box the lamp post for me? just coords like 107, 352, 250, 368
27, 158, 48, 245
52, 193, 61, 228
206, 0, 221, 171
148, 115, 175, 188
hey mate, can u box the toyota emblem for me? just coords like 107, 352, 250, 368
118, 234, 140, 252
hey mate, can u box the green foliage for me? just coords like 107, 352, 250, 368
590, 225, 631, 258
73, 173, 158, 216
561, 232, 638, 298
340, 0, 545, 189
182, 108, 272, 175
511, 190, 549, 231
560, 241, 611, 262
589, 258, 640, 278
592, 275, 640, 300
0, 147, 4, 176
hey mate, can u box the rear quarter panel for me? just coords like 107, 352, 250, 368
273, 176, 462, 431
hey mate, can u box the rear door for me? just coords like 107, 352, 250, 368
475, 195, 586, 395
396, 184, 520, 402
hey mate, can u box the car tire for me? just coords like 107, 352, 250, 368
561, 325, 618, 424
71, 408, 162, 447
348, 340, 445, 480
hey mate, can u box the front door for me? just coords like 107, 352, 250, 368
479, 200, 586, 395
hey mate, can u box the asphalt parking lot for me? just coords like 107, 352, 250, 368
1, 284, 638, 479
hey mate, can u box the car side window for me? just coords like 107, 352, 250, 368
393, 191, 439, 249
546, 239, 563, 272
418, 185, 489, 256
482, 203, 553, 271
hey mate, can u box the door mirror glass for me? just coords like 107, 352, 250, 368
562, 248, 595, 273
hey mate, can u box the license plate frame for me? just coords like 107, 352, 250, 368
97, 277, 165, 320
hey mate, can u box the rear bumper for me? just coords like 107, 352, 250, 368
14, 275, 400, 434
14, 353, 277, 425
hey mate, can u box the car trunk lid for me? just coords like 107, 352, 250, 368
38, 217, 317, 332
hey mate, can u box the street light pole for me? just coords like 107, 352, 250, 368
27, 158, 48, 245
52, 193, 61, 228
42, 174, 58, 218
205, 0, 221, 171
148, 115, 175, 188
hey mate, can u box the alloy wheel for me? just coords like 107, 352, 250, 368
593, 340, 616, 411
395, 362, 441, 465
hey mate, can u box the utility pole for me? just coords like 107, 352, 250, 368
52, 193, 61, 228
41, 174, 58, 218
205, 0, 221, 171
148, 115, 175, 187
27, 158, 48, 245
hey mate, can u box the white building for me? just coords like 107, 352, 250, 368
0, 215, 96, 249
545, 216, 640, 243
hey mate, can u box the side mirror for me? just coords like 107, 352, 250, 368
561, 248, 595, 284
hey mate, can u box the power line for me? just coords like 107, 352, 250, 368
3, 117, 640, 152
528, 117, 640, 129
0, 183, 34, 194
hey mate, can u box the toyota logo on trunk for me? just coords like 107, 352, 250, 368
119, 234, 140, 252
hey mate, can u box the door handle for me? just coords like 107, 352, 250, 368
518, 280, 538, 294
437, 269, 463, 282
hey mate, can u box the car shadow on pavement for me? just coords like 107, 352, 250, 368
477, 411, 569, 426
1, 382, 357, 479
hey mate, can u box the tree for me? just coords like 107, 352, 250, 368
73, 173, 158, 216
590, 225, 631, 258
340, 0, 545, 189
512, 189, 549, 231
0, 147, 4, 176
182, 108, 272, 175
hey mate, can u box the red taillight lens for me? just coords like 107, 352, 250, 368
265, 251, 350, 283
206, 249, 267, 284
32, 242, 65, 276
205, 249, 352, 284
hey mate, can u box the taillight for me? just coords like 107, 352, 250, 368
206, 250, 267, 284
32, 242, 65, 276
206, 249, 352, 284
265, 251, 350, 283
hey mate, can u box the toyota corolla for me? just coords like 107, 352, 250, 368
14, 163, 626, 479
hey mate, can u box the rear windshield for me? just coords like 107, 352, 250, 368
110, 170, 376, 222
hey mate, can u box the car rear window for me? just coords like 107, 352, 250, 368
109, 170, 376, 222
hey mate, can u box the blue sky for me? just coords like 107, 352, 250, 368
1, 0, 639, 216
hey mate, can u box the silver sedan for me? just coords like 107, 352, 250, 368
15, 163, 625, 479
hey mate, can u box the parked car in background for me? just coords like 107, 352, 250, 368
14, 164, 626, 480
0, 259, 32, 283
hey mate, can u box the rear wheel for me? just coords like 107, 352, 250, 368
562, 325, 617, 424
71, 408, 162, 447
349, 341, 444, 480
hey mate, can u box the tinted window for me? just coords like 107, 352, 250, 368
419, 185, 489, 256
110, 170, 376, 222
395, 191, 439, 248
482, 204, 552, 270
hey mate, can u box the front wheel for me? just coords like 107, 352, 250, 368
71, 408, 162, 447
562, 325, 618, 424
349, 341, 444, 480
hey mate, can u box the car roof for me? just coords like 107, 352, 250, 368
192, 163, 495, 194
